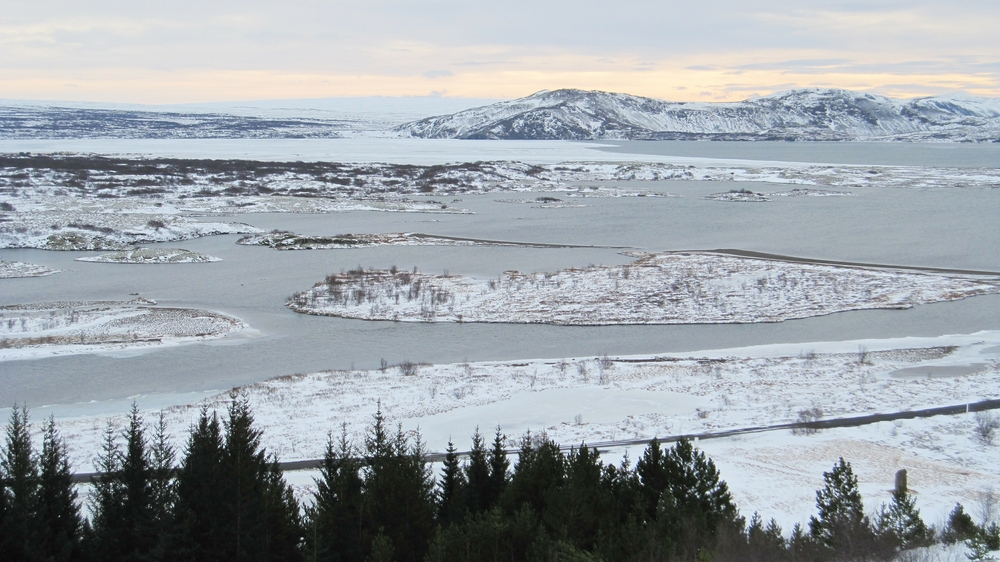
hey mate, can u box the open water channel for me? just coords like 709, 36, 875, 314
2, 140, 999, 414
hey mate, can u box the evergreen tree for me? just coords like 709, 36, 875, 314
175, 407, 226, 562
219, 395, 303, 562
809, 457, 874, 559
875, 489, 932, 552
35, 416, 82, 562
501, 432, 565, 518
361, 409, 435, 562
147, 412, 177, 559
544, 444, 606, 551
486, 427, 509, 507
635, 438, 738, 554
436, 439, 466, 527
463, 428, 490, 515
942, 503, 977, 544
88, 404, 160, 561
1, 405, 39, 561
306, 426, 364, 562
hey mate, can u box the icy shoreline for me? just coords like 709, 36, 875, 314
0, 259, 58, 278
288, 252, 1000, 325
75, 248, 221, 263
0, 300, 249, 361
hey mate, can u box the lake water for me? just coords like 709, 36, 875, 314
2, 140, 999, 411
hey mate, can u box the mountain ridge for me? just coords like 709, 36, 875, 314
397, 88, 1000, 142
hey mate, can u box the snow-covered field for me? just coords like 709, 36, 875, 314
35, 330, 1000, 532
75, 248, 221, 263
0, 259, 58, 277
0, 300, 249, 361
288, 252, 1000, 325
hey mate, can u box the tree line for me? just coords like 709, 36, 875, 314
1, 397, 996, 562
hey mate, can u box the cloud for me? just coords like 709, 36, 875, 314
1, 0, 998, 102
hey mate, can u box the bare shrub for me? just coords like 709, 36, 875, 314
397, 360, 418, 377
974, 411, 1000, 445
858, 345, 870, 365
576, 361, 589, 382
379, 358, 388, 373
793, 406, 824, 435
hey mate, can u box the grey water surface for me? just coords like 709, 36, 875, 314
2, 141, 999, 409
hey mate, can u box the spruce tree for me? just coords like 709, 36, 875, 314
501, 432, 564, 517
487, 427, 509, 508
220, 395, 303, 562
942, 503, 977, 544
361, 408, 435, 562
1, 405, 39, 561
306, 426, 364, 562
89, 404, 159, 561
809, 457, 874, 559
35, 416, 82, 562
436, 439, 466, 527
463, 428, 490, 515
175, 407, 226, 562
875, 489, 932, 551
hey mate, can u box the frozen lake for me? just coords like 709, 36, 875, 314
2, 140, 999, 412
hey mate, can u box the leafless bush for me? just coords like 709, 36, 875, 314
793, 406, 824, 435
858, 345, 871, 365
977, 488, 998, 526
974, 411, 1000, 445
397, 360, 419, 377
576, 361, 589, 382
379, 358, 388, 373
598, 354, 614, 371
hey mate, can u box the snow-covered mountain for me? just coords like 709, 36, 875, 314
398, 89, 1000, 141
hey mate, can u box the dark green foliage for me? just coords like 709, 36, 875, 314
634, 437, 740, 557
809, 457, 875, 560
874, 489, 932, 552
361, 408, 435, 562
487, 428, 509, 507
306, 426, 365, 562
36, 417, 83, 561
174, 407, 226, 561
88, 404, 160, 561
436, 439, 466, 527
941, 503, 976, 544
219, 395, 303, 562
463, 429, 491, 515
1, 405, 40, 561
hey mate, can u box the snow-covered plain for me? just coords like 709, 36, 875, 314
74, 247, 221, 263
0, 259, 58, 277
288, 252, 1000, 325
34, 330, 1000, 533
0, 300, 249, 361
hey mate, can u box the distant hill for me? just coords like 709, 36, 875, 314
397, 88, 1000, 141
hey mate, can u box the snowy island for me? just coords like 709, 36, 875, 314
288, 252, 1000, 325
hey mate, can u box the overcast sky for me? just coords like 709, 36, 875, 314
2, 0, 998, 103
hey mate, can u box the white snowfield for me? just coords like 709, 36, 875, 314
0, 300, 248, 361
288, 252, 1000, 325
75, 248, 221, 263
40, 331, 1000, 531
0, 259, 58, 278
399, 88, 1000, 141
